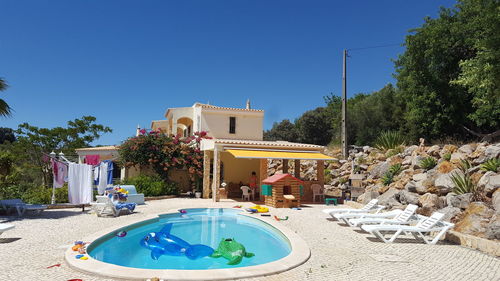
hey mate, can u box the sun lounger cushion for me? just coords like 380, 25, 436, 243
118, 185, 145, 205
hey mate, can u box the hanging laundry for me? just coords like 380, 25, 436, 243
68, 163, 93, 205
104, 160, 114, 185
52, 159, 68, 188
85, 155, 100, 165
97, 162, 108, 195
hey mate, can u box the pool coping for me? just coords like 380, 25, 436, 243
64, 207, 311, 280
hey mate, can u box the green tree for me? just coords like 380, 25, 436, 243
0, 128, 16, 144
296, 107, 332, 145
0, 78, 12, 117
263, 119, 299, 142
395, 0, 500, 141
15, 116, 112, 185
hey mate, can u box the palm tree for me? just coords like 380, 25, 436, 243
0, 78, 12, 117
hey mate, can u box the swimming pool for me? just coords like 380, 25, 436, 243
66, 207, 310, 280
87, 208, 291, 269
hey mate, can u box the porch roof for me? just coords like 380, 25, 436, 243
226, 149, 334, 160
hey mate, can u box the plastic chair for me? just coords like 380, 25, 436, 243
241, 186, 251, 201
311, 184, 324, 202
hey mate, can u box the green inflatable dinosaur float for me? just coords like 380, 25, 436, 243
210, 238, 255, 265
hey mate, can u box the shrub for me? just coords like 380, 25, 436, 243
420, 157, 437, 170
451, 172, 475, 195
458, 159, 472, 173
385, 146, 403, 157
481, 158, 500, 172
121, 175, 179, 197
375, 131, 405, 151
381, 163, 402, 186
4, 183, 70, 204
443, 152, 452, 161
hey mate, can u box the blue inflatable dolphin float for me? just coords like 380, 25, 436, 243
140, 223, 214, 260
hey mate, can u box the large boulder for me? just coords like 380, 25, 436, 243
377, 187, 402, 209
359, 186, 379, 204
454, 202, 495, 238
368, 161, 390, 178
458, 144, 475, 155
412, 173, 427, 181
492, 189, 500, 213
404, 181, 418, 193
396, 190, 420, 205
478, 172, 500, 196
437, 206, 462, 222
485, 214, 500, 240
440, 144, 458, 157
450, 152, 466, 164
446, 193, 473, 209
426, 145, 441, 157
434, 169, 463, 195
484, 144, 500, 160
419, 193, 440, 209
404, 145, 418, 156
411, 156, 425, 169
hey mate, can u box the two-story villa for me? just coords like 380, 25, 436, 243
76, 101, 333, 202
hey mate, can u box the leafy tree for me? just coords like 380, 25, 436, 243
14, 116, 112, 185
395, 0, 500, 140
0, 128, 16, 144
296, 107, 332, 145
0, 78, 12, 117
263, 119, 299, 142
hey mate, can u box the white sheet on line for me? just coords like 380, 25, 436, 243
97, 162, 108, 195
68, 163, 93, 204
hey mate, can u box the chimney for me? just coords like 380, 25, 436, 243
246, 99, 251, 110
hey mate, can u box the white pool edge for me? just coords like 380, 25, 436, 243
65, 208, 311, 280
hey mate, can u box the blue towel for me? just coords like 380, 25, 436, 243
115, 202, 136, 212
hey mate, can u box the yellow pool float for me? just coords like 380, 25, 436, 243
250, 205, 269, 213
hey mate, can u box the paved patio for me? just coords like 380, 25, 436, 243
1, 198, 499, 281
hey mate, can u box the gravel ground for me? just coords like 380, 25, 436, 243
1, 198, 499, 281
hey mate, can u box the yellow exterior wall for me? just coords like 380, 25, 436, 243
202, 111, 263, 140
220, 151, 260, 185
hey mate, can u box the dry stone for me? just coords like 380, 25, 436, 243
484, 144, 500, 160
492, 189, 500, 213
485, 214, 500, 240
434, 170, 462, 195
404, 181, 417, 193
368, 161, 390, 178
437, 206, 462, 222
419, 193, 440, 209
377, 187, 402, 208
450, 152, 466, 164
478, 172, 500, 196
446, 193, 472, 209
426, 145, 441, 157
454, 202, 495, 238
396, 190, 420, 205
411, 156, 425, 169
403, 145, 418, 156
458, 144, 475, 155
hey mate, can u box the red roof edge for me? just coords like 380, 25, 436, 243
262, 173, 304, 184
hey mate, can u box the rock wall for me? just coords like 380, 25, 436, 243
296, 142, 500, 241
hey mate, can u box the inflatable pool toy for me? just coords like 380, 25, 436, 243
291, 207, 302, 210
274, 215, 289, 221
116, 231, 127, 237
140, 223, 214, 260
179, 209, 187, 214
249, 205, 269, 213
72, 241, 86, 252
245, 208, 258, 213
232, 205, 242, 208
79, 256, 88, 260
210, 238, 254, 265
75, 254, 86, 259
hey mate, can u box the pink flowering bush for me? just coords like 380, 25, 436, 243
119, 130, 211, 191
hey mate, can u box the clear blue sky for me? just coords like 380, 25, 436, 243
1, 0, 456, 145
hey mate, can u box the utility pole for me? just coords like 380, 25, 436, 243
341, 49, 348, 158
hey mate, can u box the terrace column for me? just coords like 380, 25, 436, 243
203, 150, 212, 199
282, 159, 289, 174
259, 158, 267, 187
294, 159, 301, 179
317, 160, 325, 186
212, 148, 221, 202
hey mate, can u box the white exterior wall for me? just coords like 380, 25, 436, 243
201, 109, 263, 140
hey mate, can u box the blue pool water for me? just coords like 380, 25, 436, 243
87, 208, 292, 269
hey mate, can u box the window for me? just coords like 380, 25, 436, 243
229, 117, 236, 134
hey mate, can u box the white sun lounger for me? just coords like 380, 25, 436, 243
348, 204, 418, 227
334, 209, 403, 226
0, 199, 47, 216
322, 199, 383, 219
90, 195, 134, 217
361, 212, 454, 245
0, 223, 15, 236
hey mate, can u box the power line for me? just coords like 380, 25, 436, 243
347, 43, 402, 52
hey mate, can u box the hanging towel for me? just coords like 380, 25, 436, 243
104, 160, 114, 185
85, 155, 100, 165
52, 159, 68, 188
68, 163, 93, 205
97, 162, 108, 195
